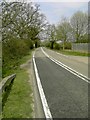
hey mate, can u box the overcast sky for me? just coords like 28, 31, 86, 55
2, 0, 89, 24
37, 2, 88, 24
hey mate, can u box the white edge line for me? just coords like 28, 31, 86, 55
33, 52, 53, 119
41, 47, 90, 84
47, 47, 90, 80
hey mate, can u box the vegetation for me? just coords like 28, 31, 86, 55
56, 17, 72, 50
2, 1, 47, 77
3, 69, 33, 118
48, 25, 57, 49
46, 11, 88, 51
64, 42, 72, 49
0, 42, 2, 81
54, 49, 90, 57
2, 51, 34, 118
2, 1, 88, 77
56, 11, 88, 44
1, 1, 88, 119
45, 41, 71, 50
54, 43, 60, 50
70, 11, 88, 43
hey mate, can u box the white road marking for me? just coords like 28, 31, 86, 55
41, 47, 90, 84
33, 52, 53, 119
50, 49, 69, 58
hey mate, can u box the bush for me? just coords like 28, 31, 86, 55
25, 40, 34, 49
45, 42, 51, 48
54, 43, 60, 50
2, 38, 30, 77
34, 40, 41, 48
64, 42, 72, 49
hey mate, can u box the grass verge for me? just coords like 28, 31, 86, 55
53, 49, 90, 57
0, 42, 2, 82
2, 51, 34, 118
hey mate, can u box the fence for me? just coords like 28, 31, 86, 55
72, 43, 90, 52
0, 74, 16, 93
0, 74, 16, 115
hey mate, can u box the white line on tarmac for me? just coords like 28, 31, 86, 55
33, 52, 53, 119
41, 47, 90, 84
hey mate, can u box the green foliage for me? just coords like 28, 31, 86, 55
56, 18, 72, 42
70, 11, 88, 42
50, 41, 55, 49
58, 50, 90, 57
54, 43, 60, 50
75, 34, 89, 43
34, 39, 41, 48
64, 42, 72, 49
45, 40, 71, 50
2, 51, 33, 118
2, 2, 46, 42
25, 40, 34, 49
2, 1, 47, 77
55, 11, 88, 45
3, 69, 33, 118
2, 39, 30, 77
45, 42, 51, 48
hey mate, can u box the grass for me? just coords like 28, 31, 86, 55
0, 42, 2, 81
2, 50, 34, 118
2, 50, 34, 78
19, 50, 33, 64
53, 49, 90, 57
0, 41, 2, 58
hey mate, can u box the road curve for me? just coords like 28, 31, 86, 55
34, 47, 88, 118
43, 47, 88, 78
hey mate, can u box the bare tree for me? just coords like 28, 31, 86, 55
70, 11, 88, 42
2, 1, 48, 42
46, 24, 57, 49
56, 17, 71, 50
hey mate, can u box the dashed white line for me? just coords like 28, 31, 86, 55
41, 47, 90, 84
33, 52, 53, 119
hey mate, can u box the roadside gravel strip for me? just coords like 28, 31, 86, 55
33, 52, 53, 119
41, 47, 90, 84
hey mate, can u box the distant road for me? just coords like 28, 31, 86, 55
34, 47, 88, 118
43, 47, 89, 78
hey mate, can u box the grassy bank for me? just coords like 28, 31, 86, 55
2, 50, 33, 78
52, 49, 90, 57
0, 42, 2, 81
2, 50, 34, 118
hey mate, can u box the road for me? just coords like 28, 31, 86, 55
43, 47, 89, 78
33, 47, 88, 118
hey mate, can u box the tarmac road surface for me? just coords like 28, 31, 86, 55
34, 47, 88, 118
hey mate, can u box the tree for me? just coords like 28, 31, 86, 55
2, 1, 48, 76
2, 1, 47, 41
46, 24, 57, 49
56, 17, 71, 50
70, 11, 88, 42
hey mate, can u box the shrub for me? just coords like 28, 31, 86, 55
54, 43, 60, 50
64, 42, 72, 49
2, 38, 30, 77
25, 40, 34, 49
45, 42, 51, 48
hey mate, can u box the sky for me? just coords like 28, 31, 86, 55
1, 0, 89, 24
36, 2, 88, 24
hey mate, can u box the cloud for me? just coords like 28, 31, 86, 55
37, 2, 88, 24
6, 0, 89, 3
5, 0, 88, 24
31, 0, 89, 2
50, 2, 87, 16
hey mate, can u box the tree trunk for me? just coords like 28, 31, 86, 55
51, 41, 54, 49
